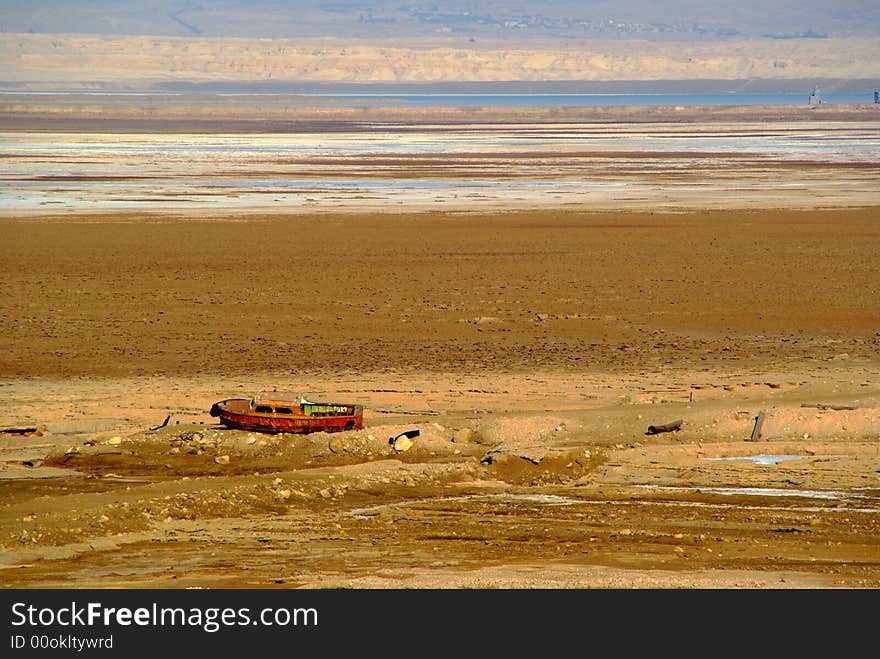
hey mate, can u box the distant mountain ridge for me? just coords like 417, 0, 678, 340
1, 1, 877, 41
2, 33, 877, 89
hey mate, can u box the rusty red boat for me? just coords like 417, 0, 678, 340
210, 391, 363, 434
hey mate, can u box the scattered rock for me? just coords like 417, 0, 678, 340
393, 436, 414, 452
106, 436, 123, 446
214, 455, 230, 465
329, 437, 345, 454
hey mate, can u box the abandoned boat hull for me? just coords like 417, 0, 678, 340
210, 397, 363, 435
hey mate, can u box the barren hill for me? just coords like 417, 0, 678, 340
2, 33, 877, 89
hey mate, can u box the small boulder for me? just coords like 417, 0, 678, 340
393, 436, 414, 452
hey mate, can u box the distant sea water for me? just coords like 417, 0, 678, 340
299, 92, 875, 107
0, 91, 876, 107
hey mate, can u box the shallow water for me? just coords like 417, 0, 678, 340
2, 91, 874, 107
635, 483, 875, 504
704, 454, 808, 465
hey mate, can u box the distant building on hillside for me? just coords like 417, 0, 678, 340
808, 85, 822, 105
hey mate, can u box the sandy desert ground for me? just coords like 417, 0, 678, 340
1, 105, 878, 589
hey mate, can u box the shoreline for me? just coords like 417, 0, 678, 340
3, 116, 878, 216
3, 99, 880, 132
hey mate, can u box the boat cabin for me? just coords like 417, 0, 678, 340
248, 392, 356, 417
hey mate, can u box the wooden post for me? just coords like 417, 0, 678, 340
749, 411, 765, 442
149, 414, 171, 431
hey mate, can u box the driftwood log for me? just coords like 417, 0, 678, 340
749, 411, 766, 442
0, 427, 42, 437
646, 419, 683, 435
800, 403, 858, 411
